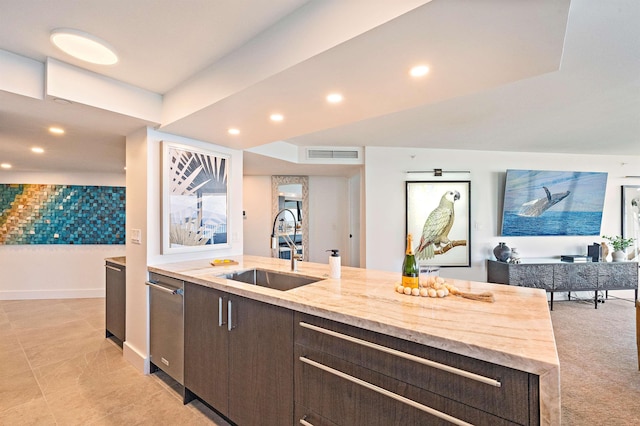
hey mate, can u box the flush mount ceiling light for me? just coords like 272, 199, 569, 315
326, 93, 343, 103
409, 65, 430, 77
270, 113, 284, 122
31, 147, 45, 154
50, 28, 118, 65
0, 163, 11, 169
49, 126, 65, 135
228, 128, 240, 135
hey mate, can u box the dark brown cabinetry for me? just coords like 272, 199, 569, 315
105, 261, 125, 343
487, 259, 638, 309
184, 282, 294, 425
184, 283, 228, 412
295, 313, 540, 426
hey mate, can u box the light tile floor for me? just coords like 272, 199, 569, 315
0, 298, 230, 425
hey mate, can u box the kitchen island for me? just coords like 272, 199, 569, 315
149, 255, 560, 425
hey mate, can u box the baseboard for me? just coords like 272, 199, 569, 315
0, 288, 104, 300
123, 341, 150, 374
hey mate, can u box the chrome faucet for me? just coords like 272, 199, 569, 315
271, 208, 301, 271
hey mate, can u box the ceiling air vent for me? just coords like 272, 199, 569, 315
307, 149, 359, 160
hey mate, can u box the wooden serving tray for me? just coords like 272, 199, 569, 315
210, 259, 239, 267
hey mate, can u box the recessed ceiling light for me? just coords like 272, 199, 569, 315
1, 163, 11, 169
50, 28, 118, 65
409, 65, 430, 77
31, 147, 45, 154
326, 93, 343, 103
228, 128, 240, 135
270, 114, 284, 122
49, 126, 65, 135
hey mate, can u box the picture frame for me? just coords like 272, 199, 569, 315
621, 185, 640, 261
0, 184, 125, 245
406, 180, 471, 267
500, 169, 608, 236
162, 141, 230, 254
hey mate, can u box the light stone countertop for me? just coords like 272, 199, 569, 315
149, 254, 560, 425
105, 256, 126, 267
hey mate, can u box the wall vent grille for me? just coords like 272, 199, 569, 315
307, 149, 359, 160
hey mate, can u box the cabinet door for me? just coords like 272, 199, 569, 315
105, 262, 125, 341
598, 262, 638, 290
509, 264, 553, 290
553, 263, 598, 291
228, 296, 294, 426
184, 282, 229, 415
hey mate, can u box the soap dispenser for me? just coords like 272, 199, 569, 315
327, 249, 341, 279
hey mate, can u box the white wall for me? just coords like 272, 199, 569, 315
308, 176, 350, 264
123, 127, 149, 371
8, 143, 637, 369
243, 175, 350, 265
242, 176, 272, 257
0, 172, 125, 299
143, 130, 245, 265
124, 127, 244, 372
364, 146, 640, 282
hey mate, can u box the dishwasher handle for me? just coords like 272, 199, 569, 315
145, 281, 183, 296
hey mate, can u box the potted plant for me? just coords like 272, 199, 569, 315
602, 235, 635, 261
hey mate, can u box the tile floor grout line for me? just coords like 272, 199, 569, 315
8, 300, 60, 425
1, 298, 229, 425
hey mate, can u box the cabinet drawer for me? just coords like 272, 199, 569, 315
295, 313, 538, 425
295, 405, 340, 426
296, 346, 518, 426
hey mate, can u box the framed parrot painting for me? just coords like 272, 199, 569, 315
406, 181, 471, 267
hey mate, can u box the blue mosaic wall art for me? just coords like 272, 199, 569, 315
0, 184, 125, 245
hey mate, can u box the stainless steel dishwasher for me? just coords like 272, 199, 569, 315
146, 272, 184, 385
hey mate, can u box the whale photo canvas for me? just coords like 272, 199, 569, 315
500, 169, 608, 236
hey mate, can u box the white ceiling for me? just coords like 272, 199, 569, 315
0, 0, 638, 177
0, 0, 309, 94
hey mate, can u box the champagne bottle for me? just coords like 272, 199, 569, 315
402, 234, 419, 289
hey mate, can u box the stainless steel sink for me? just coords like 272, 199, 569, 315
218, 268, 321, 291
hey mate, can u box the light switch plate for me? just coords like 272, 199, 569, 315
131, 228, 141, 244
